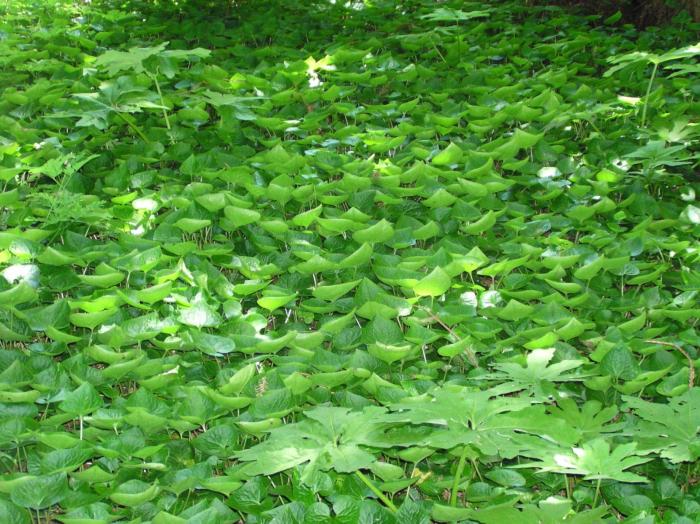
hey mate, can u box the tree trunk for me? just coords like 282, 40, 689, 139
683, 0, 700, 22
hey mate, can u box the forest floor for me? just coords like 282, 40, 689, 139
0, 0, 699, 522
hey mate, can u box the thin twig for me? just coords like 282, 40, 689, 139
420, 306, 479, 367
645, 339, 696, 389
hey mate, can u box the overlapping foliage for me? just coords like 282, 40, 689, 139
0, 0, 699, 521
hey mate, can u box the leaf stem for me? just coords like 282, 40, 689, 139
430, 36, 446, 63
471, 458, 483, 481
450, 446, 469, 506
420, 306, 479, 367
355, 470, 397, 513
641, 62, 658, 128
593, 477, 602, 507
149, 71, 174, 144
150, 73, 171, 130
645, 339, 695, 389
115, 111, 150, 143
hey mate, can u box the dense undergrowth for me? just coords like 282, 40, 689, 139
0, 0, 699, 522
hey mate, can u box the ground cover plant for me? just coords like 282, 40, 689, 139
0, 0, 699, 521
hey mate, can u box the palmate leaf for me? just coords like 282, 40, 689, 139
93, 42, 168, 74
236, 406, 391, 482
433, 497, 607, 523
547, 399, 623, 442
420, 7, 491, 22
478, 348, 587, 398
517, 438, 650, 483
605, 42, 700, 76
67, 77, 164, 130
380, 384, 579, 457
93, 42, 211, 75
622, 389, 700, 463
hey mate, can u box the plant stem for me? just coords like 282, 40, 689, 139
115, 111, 150, 143
79, 415, 84, 440
450, 446, 469, 506
645, 339, 696, 388
471, 458, 483, 481
430, 36, 446, 63
151, 73, 171, 130
593, 478, 602, 507
149, 71, 174, 143
641, 62, 658, 128
355, 470, 397, 513
419, 306, 479, 367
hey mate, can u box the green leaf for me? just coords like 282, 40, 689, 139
600, 346, 640, 381
432, 143, 463, 165
573, 256, 606, 281
0, 499, 30, 524
485, 468, 526, 487
556, 318, 586, 340
352, 219, 395, 244
258, 292, 297, 311
69, 308, 118, 330
339, 243, 373, 268
462, 210, 497, 235
174, 218, 211, 233
59, 383, 103, 416
618, 311, 646, 334
178, 295, 222, 327
292, 205, 323, 227
224, 206, 261, 228
11, 473, 68, 509
623, 389, 700, 463
421, 7, 491, 22
413, 267, 451, 297
134, 282, 172, 304
0, 283, 37, 308
236, 406, 386, 481
498, 299, 534, 321
59, 502, 118, 524
523, 332, 559, 349
368, 342, 414, 364
187, 330, 236, 356
94, 42, 210, 75
77, 271, 125, 289
490, 348, 584, 389
312, 279, 361, 301
519, 438, 650, 482
109, 479, 160, 506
